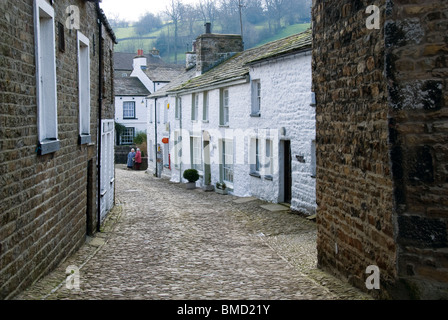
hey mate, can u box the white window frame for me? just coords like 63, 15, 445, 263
202, 91, 209, 122
34, 0, 59, 155
175, 96, 181, 120
120, 127, 135, 145
220, 89, 229, 126
191, 93, 199, 121
221, 139, 234, 184
78, 31, 91, 144
265, 139, 274, 176
311, 140, 316, 178
251, 80, 261, 116
174, 130, 181, 168
123, 101, 136, 119
190, 136, 203, 173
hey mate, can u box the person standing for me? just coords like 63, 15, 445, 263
127, 148, 135, 169
134, 148, 142, 170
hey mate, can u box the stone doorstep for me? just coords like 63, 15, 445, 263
260, 203, 291, 212
233, 197, 257, 204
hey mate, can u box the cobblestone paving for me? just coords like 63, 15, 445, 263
15, 166, 371, 300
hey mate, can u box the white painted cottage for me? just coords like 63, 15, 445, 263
114, 50, 184, 145
147, 29, 316, 214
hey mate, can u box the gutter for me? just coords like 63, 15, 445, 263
168, 75, 249, 96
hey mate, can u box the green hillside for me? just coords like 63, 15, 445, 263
113, 22, 311, 65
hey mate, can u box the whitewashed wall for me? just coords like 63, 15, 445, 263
115, 96, 148, 137
147, 52, 315, 214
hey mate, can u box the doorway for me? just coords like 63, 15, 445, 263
281, 140, 292, 203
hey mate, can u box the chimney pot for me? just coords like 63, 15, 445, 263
204, 22, 211, 34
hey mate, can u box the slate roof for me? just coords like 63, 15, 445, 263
168, 29, 312, 93
114, 77, 150, 96
145, 64, 185, 83
148, 68, 197, 99
114, 52, 164, 71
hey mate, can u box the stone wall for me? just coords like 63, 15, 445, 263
313, 0, 448, 299
0, 0, 115, 299
196, 33, 244, 74
384, 0, 448, 299
312, 0, 397, 298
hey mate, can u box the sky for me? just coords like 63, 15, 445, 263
100, 0, 200, 22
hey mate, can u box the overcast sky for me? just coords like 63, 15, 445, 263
100, 0, 200, 22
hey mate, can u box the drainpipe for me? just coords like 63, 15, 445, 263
96, 2, 103, 232
154, 98, 158, 177
179, 94, 182, 183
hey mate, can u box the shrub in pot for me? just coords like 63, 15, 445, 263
183, 169, 199, 189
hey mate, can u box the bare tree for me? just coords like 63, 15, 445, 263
165, 0, 184, 64
198, 0, 217, 30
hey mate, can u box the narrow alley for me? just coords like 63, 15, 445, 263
15, 166, 370, 301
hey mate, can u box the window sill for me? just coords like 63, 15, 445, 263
264, 175, 273, 181
219, 124, 229, 128
38, 138, 60, 155
123, 118, 138, 120
249, 172, 261, 178
79, 134, 91, 145
250, 113, 261, 117
202, 120, 209, 123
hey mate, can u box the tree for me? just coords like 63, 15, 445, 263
165, 0, 184, 64
198, 0, 218, 28
134, 12, 162, 36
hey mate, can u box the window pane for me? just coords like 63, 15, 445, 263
123, 101, 135, 118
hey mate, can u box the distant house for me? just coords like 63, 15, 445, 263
147, 28, 315, 214
114, 50, 183, 146
0, 0, 116, 299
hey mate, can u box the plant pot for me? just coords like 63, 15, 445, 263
186, 182, 196, 190
215, 188, 228, 195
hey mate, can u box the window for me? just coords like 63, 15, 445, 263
163, 143, 169, 168
221, 139, 234, 183
203, 91, 209, 121
174, 131, 181, 168
190, 136, 203, 172
149, 102, 153, 123
78, 31, 91, 144
57, 21, 65, 52
120, 127, 134, 145
175, 96, 181, 119
265, 139, 274, 176
164, 100, 168, 124
149, 140, 153, 161
220, 89, 229, 126
123, 101, 135, 119
311, 140, 316, 178
34, 0, 59, 155
250, 138, 260, 175
191, 93, 199, 121
251, 80, 261, 116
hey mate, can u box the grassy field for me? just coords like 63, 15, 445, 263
113, 22, 311, 64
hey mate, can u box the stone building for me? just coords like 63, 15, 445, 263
0, 0, 116, 299
312, 0, 448, 299
147, 28, 316, 214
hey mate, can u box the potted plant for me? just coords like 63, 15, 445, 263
183, 169, 199, 189
215, 182, 228, 195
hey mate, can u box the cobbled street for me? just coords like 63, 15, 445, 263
15, 166, 370, 300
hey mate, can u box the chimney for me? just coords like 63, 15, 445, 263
185, 41, 197, 70
204, 22, 211, 34
195, 24, 244, 75
150, 47, 160, 56
133, 49, 147, 71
